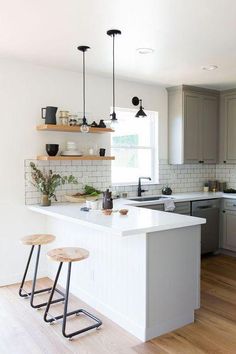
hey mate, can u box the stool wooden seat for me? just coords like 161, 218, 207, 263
21, 234, 55, 246
44, 246, 102, 340
19, 233, 65, 309
47, 247, 89, 263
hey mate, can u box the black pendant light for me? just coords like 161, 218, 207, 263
107, 29, 121, 125
77, 45, 90, 133
132, 96, 147, 118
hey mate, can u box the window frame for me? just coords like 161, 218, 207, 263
111, 107, 158, 186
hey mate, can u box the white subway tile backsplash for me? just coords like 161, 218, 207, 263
24, 159, 112, 205
25, 158, 236, 205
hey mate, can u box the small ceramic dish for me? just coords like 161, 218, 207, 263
119, 209, 129, 215
102, 209, 113, 215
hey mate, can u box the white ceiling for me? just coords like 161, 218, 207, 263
1, 0, 236, 89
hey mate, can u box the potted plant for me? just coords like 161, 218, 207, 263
30, 162, 78, 206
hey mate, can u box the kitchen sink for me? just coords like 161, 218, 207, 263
128, 196, 172, 202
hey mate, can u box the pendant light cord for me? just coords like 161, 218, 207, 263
113, 34, 115, 114
83, 50, 86, 120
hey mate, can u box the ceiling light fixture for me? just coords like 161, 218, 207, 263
132, 96, 147, 118
77, 45, 90, 133
201, 65, 218, 71
107, 29, 121, 126
136, 48, 154, 55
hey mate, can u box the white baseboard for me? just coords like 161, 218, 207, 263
145, 311, 194, 341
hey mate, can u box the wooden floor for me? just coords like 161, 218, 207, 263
1, 255, 236, 354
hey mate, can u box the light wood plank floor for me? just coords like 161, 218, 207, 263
1, 255, 236, 354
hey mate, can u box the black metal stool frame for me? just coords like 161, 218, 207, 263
19, 245, 65, 309
44, 261, 102, 340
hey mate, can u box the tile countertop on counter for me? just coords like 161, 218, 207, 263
28, 198, 206, 237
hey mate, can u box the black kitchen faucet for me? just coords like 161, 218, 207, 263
137, 177, 151, 197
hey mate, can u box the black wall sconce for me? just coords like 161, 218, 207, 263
132, 96, 147, 117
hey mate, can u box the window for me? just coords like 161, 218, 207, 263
111, 107, 158, 185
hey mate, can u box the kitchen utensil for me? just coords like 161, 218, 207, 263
98, 119, 106, 128
99, 148, 106, 157
102, 209, 113, 215
219, 182, 227, 192
88, 147, 94, 155
119, 209, 128, 215
162, 186, 172, 195
41, 106, 57, 125
61, 151, 83, 156
102, 189, 113, 209
223, 188, 236, 193
46, 144, 59, 156
65, 195, 86, 203
69, 119, 77, 126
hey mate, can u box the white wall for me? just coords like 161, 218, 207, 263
0, 58, 167, 285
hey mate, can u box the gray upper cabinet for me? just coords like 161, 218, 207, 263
184, 92, 201, 163
202, 95, 218, 163
168, 85, 219, 164
219, 90, 236, 163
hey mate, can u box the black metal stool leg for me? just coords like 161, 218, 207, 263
62, 262, 72, 338
19, 245, 65, 309
44, 262, 63, 323
44, 261, 102, 340
19, 245, 34, 298
30, 245, 41, 308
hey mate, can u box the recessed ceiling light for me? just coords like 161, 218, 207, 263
136, 48, 154, 55
201, 65, 218, 71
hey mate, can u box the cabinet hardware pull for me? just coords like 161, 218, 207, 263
197, 205, 213, 209
224, 161, 227, 163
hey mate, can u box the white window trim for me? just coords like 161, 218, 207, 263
111, 107, 159, 186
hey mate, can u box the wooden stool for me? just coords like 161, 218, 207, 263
44, 247, 102, 340
19, 234, 65, 309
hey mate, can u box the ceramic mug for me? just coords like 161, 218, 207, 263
99, 148, 106, 157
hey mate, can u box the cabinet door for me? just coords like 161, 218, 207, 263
226, 95, 236, 162
201, 96, 218, 163
221, 93, 236, 163
222, 210, 236, 251
184, 93, 201, 163
138, 204, 164, 211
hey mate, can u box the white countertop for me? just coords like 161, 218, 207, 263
28, 197, 206, 237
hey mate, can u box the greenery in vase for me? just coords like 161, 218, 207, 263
30, 162, 78, 201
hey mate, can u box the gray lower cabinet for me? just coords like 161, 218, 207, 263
138, 204, 164, 211
219, 90, 236, 163
192, 199, 220, 254
221, 199, 236, 251
222, 210, 236, 251
138, 201, 190, 214
168, 85, 219, 164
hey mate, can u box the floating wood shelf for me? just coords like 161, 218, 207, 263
37, 155, 115, 161
36, 124, 114, 133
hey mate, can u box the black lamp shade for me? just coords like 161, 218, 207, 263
132, 96, 147, 117
135, 108, 147, 118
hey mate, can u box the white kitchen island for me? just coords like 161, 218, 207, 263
29, 200, 205, 341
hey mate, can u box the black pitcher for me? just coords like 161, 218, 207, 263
41, 106, 58, 125
102, 189, 113, 209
